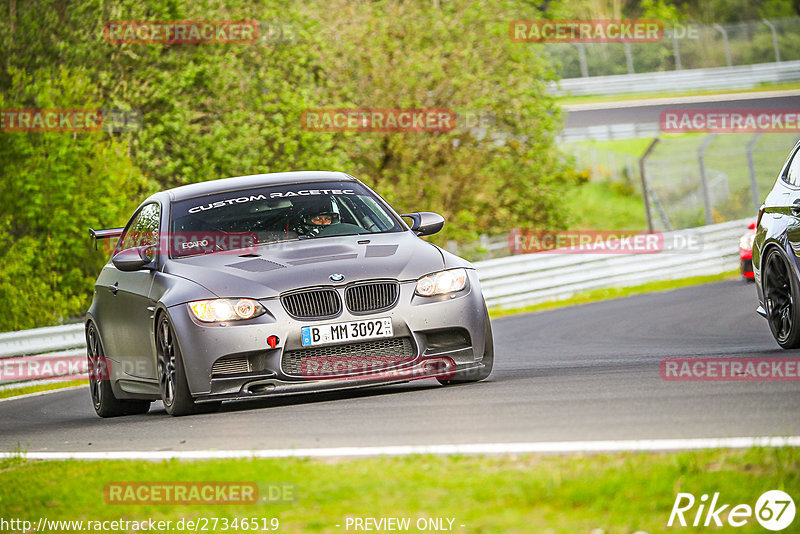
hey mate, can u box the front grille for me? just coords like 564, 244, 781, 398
281, 289, 341, 319
211, 357, 252, 376
345, 281, 400, 314
282, 337, 415, 377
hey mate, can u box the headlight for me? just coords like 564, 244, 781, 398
188, 299, 265, 322
415, 268, 468, 296
739, 232, 756, 251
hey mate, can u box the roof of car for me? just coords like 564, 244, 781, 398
166, 171, 358, 201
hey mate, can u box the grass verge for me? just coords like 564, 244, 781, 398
0, 380, 85, 400
565, 180, 647, 230
489, 270, 742, 319
0, 447, 796, 533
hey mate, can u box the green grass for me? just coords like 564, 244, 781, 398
565, 180, 647, 230
562, 131, 798, 228
563, 133, 700, 160
489, 270, 741, 319
557, 80, 800, 106
0, 380, 85, 400
0, 448, 797, 533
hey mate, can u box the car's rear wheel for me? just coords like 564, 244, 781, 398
437, 307, 494, 385
763, 247, 800, 349
157, 314, 221, 416
86, 323, 151, 417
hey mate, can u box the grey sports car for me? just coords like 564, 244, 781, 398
87, 171, 493, 416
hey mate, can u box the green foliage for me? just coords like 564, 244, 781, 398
303, 0, 570, 242
0, 0, 571, 329
0, 69, 152, 330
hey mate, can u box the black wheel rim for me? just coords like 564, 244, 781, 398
765, 250, 794, 343
157, 318, 177, 407
86, 325, 102, 409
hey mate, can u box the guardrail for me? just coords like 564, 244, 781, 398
551, 61, 800, 96
558, 122, 660, 143
0, 219, 749, 387
0, 324, 87, 389
475, 219, 747, 309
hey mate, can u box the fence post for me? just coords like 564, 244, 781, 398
713, 24, 733, 66
746, 133, 763, 216
609, 151, 617, 181
697, 133, 717, 225
627, 154, 635, 185
762, 19, 781, 63
624, 42, 635, 73
639, 138, 660, 233
575, 43, 589, 77
479, 234, 490, 260
669, 29, 682, 70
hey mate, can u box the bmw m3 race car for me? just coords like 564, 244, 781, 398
86, 171, 493, 417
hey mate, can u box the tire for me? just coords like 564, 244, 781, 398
762, 247, 800, 349
157, 314, 221, 416
86, 323, 151, 418
437, 306, 494, 385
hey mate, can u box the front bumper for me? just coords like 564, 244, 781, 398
167, 270, 488, 399
193, 358, 484, 403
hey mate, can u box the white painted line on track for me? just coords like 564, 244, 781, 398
4, 436, 799, 460
563, 89, 800, 112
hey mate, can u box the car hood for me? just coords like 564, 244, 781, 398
163, 231, 446, 299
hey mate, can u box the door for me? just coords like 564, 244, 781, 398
106, 202, 161, 381
781, 147, 800, 262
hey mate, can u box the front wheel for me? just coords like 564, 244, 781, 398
438, 307, 494, 385
157, 314, 221, 416
763, 247, 800, 349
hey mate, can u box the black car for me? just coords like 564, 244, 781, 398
754, 140, 800, 348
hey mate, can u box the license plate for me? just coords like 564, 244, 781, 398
301, 318, 393, 347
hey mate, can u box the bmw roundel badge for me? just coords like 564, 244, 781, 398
330, 273, 345, 282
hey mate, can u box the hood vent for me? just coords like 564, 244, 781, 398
227, 258, 286, 272
365, 245, 398, 258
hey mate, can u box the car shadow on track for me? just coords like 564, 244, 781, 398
150, 379, 446, 416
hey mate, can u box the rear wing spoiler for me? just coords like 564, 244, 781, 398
89, 227, 124, 240
89, 227, 124, 250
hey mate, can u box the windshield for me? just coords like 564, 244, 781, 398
169, 181, 403, 258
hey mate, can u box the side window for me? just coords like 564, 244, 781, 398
116, 203, 161, 254
785, 147, 800, 186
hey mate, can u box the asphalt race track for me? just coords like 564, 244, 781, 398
563, 90, 800, 128
1, 280, 799, 454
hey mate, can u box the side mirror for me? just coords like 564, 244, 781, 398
112, 246, 154, 272
401, 212, 445, 236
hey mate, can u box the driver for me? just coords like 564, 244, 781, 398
309, 212, 337, 226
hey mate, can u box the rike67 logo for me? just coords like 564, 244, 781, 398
668, 490, 795, 531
